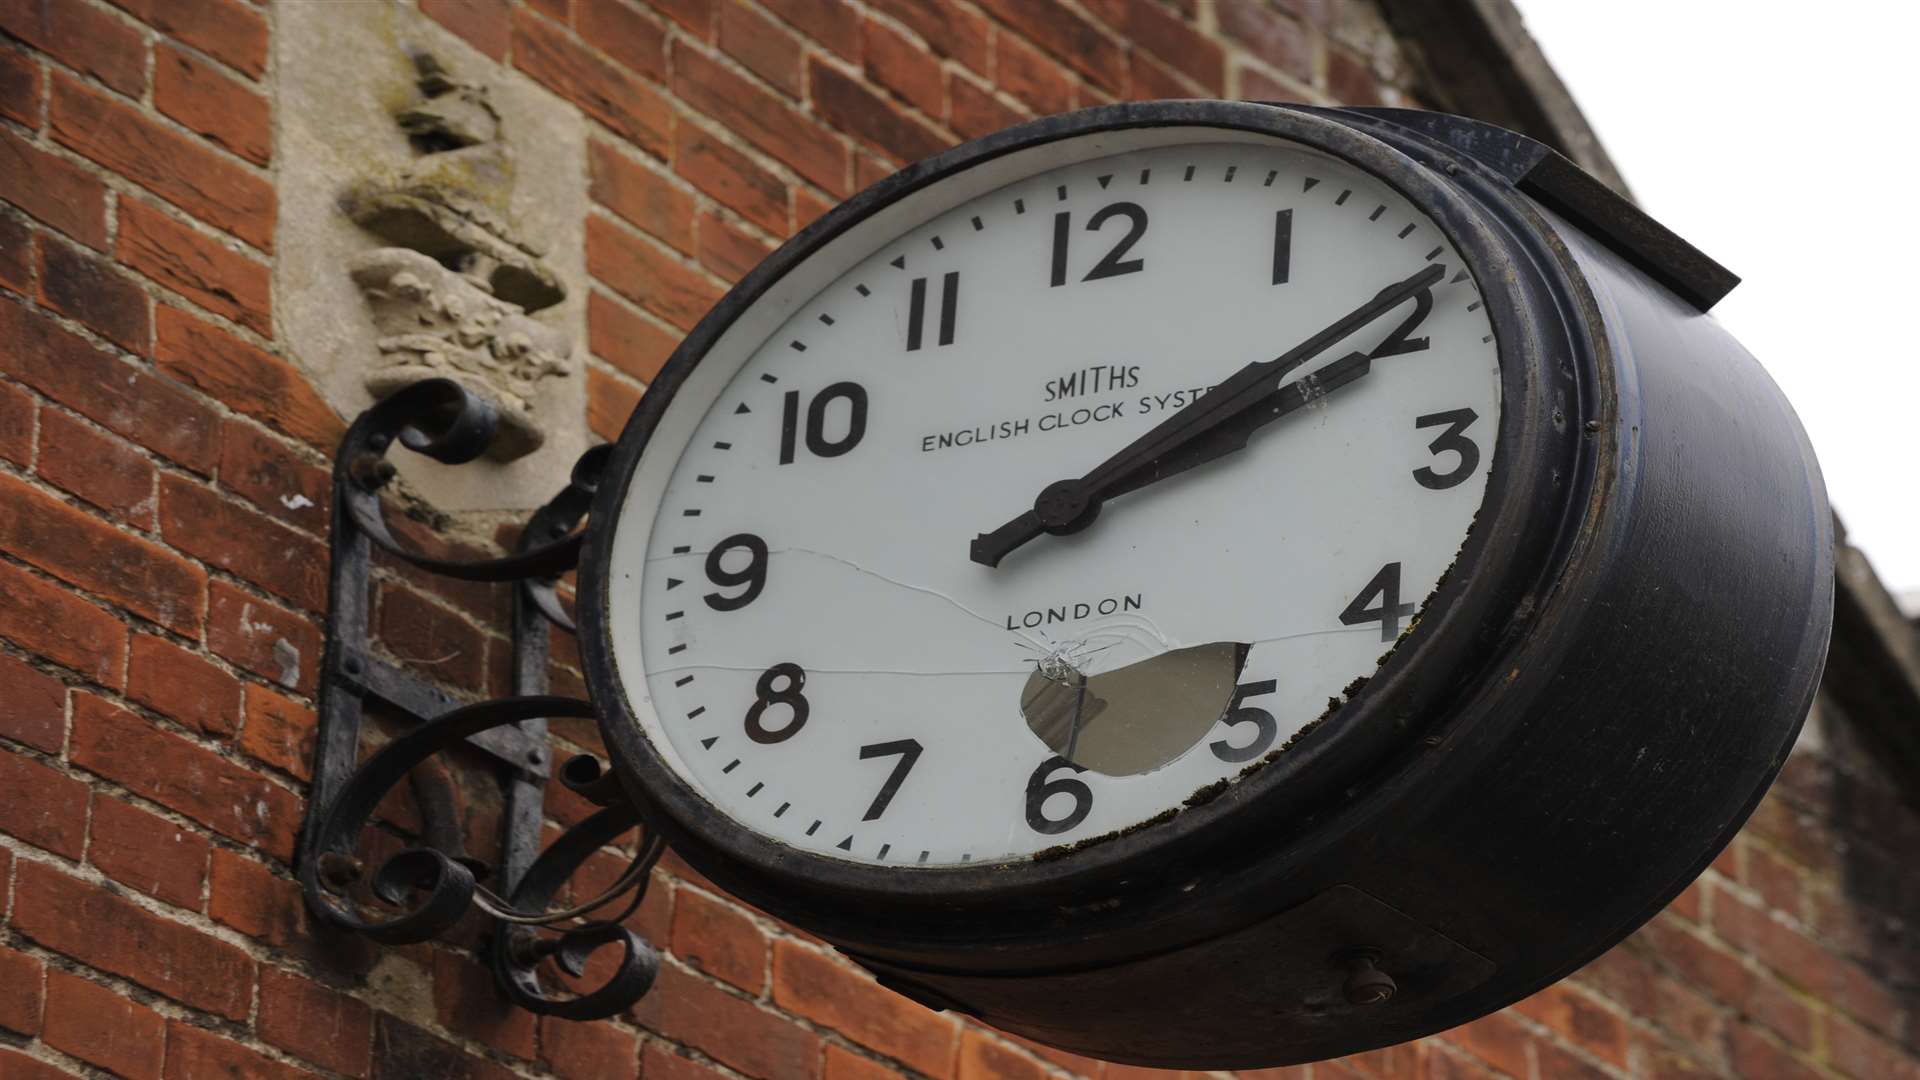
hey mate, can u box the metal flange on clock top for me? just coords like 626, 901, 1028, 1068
579, 101, 1832, 1067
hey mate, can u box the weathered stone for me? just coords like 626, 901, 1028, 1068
275, 2, 587, 510
350, 248, 570, 459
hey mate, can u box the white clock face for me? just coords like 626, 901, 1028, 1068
603, 128, 1500, 868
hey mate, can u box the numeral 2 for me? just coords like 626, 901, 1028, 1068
858, 739, 922, 821
906, 272, 958, 350
1050, 202, 1149, 287
1340, 562, 1417, 642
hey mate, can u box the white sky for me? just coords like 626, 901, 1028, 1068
1510, 2, 1920, 598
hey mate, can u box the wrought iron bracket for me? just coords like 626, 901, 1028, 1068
299, 379, 660, 1019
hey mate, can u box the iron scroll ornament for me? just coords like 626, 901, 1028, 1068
299, 378, 660, 1018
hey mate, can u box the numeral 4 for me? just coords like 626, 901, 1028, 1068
1340, 562, 1417, 642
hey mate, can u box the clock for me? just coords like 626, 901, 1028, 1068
580, 102, 1832, 1067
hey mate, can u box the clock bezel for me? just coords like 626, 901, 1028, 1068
579, 101, 1589, 931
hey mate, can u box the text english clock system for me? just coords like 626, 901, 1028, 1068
578, 101, 1833, 1067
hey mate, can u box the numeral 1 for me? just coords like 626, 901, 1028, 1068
906, 272, 958, 351
1272, 208, 1292, 285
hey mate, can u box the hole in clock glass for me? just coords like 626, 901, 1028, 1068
1021, 641, 1248, 775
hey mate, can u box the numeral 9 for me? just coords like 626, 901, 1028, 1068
704, 533, 768, 611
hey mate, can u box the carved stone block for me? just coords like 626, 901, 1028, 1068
275, 2, 588, 511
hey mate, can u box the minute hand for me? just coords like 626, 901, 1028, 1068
969, 262, 1446, 568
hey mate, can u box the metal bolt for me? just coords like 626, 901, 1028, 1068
528, 747, 546, 766
342, 656, 361, 676
1585, 419, 1603, 433
1342, 949, 1397, 1006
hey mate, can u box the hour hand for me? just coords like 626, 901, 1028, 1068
1101, 351, 1373, 500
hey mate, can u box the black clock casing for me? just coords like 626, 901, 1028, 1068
580, 101, 1832, 1067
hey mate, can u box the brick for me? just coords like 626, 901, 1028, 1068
0, 945, 44, 1035
36, 408, 156, 528
218, 420, 329, 533
772, 939, 957, 1076
573, 0, 667, 82
119, 180, 273, 342
719, 0, 802, 97
995, 32, 1074, 117
760, 0, 860, 61
107, 0, 269, 80
1829, 1012, 1920, 1080
0, 378, 30, 469
38, 233, 151, 353
259, 966, 374, 1079
207, 847, 306, 950
673, 42, 848, 194
672, 887, 769, 993
372, 1015, 520, 1080
0, 471, 207, 634
957, 1029, 1050, 1080
376, 583, 487, 688
0, 558, 128, 686
1326, 47, 1386, 107
811, 58, 947, 165
0, 0, 145, 97
526, 0, 570, 20
1219, 0, 1316, 84
677, 124, 789, 235
1439, 1010, 1530, 1079
588, 214, 727, 332
696, 209, 774, 283
421, 0, 511, 61
823, 1044, 897, 1080
206, 581, 320, 693
589, 139, 697, 255
1745, 842, 1805, 919
44, 970, 167, 1080
72, 692, 301, 857
434, 949, 537, 1059
0, 750, 87, 857
166, 1020, 320, 1080
0, 652, 65, 752
155, 306, 339, 451
540, 1016, 639, 1080
13, 859, 255, 1019
240, 682, 316, 780
862, 16, 944, 119
1711, 884, 1879, 1020
1726, 1025, 1820, 1080
0, 126, 109, 248
160, 473, 328, 612
650, 0, 714, 38
0, 212, 30, 296
51, 74, 275, 251
641, 1043, 731, 1080
975, 0, 1126, 93
0, 296, 222, 474
154, 44, 270, 166
1528, 1041, 1612, 1080
588, 365, 642, 443
949, 74, 1025, 142
1510, 983, 1629, 1068
590, 291, 678, 384
1115, 0, 1223, 93
870, 0, 990, 76
89, 795, 211, 909
0, 1048, 67, 1080
0, 43, 40, 127
514, 8, 672, 157
634, 961, 823, 1080
1128, 49, 1191, 100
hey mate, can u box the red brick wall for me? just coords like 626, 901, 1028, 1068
0, 2, 1913, 1079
